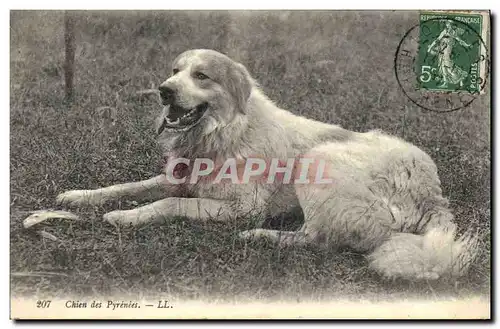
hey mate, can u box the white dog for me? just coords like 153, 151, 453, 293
57, 49, 478, 281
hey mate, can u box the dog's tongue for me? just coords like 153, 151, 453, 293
167, 104, 187, 120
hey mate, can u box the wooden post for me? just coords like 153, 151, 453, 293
64, 11, 75, 102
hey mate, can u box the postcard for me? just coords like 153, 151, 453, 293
10, 10, 490, 319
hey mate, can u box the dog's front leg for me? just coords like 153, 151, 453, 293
56, 175, 172, 207
103, 197, 242, 226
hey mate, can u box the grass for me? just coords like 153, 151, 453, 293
10, 11, 490, 302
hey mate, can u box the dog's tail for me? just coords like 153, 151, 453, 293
368, 225, 480, 280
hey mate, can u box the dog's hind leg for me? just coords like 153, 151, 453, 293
239, 226, 311, 247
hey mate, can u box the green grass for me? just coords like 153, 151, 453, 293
10, 10, 490, 302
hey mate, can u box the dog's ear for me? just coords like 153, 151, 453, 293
227, 62, 252, 114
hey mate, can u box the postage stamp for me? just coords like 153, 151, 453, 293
418, 12, 488, 93
394, 10, 490, 112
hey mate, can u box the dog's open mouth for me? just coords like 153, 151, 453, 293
159, 103, 209, 133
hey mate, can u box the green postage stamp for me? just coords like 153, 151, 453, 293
418, 11, 489, 94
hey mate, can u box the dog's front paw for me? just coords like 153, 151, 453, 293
56, 190, 105, 207
104, 210, 140, 227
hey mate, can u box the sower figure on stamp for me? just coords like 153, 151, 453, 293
427, 20, 471, 88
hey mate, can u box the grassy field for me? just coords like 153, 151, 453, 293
10, 11, 490, 302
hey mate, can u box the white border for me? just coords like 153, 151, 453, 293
4, 0, 498, 327
1, 0, 497, 10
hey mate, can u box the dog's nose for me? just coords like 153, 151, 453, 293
158, 84, 175, 104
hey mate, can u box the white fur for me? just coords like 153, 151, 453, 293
57, 49, 479, 281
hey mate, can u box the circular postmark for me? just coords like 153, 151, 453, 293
394, 15, 489, 113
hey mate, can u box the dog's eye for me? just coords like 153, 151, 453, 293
172, 68, 179, 75
194, 72, 209, 80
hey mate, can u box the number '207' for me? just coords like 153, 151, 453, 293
36, 300, 51, 308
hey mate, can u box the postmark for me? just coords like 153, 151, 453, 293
395, 11, 489, 112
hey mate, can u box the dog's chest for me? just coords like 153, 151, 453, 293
163, 156, 286, 202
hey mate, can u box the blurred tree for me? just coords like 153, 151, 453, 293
64, 11, 75, 102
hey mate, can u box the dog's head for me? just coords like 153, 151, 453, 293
156, 49, 252, 135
